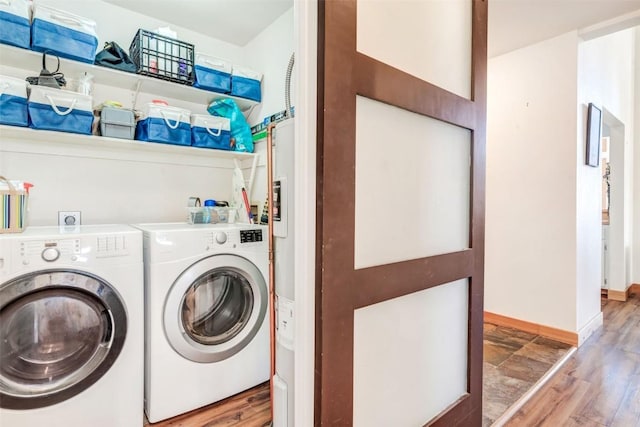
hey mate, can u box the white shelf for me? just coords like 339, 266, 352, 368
0, 44, 259, 113
0, 125, 257, 168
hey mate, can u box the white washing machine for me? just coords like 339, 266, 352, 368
0, 225, 144, 427
133, 223, 269, 423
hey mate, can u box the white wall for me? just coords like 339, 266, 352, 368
486, 32, 580, 332
241, 6, 295, 212
577, 28, 635, 326
487, 26, 636, 336
0, 145, 238, 225
1, 1, 292, 226
243, 7, 295, 127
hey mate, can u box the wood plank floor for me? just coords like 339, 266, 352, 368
504, 292, 640, 426
145, 382, 271, 427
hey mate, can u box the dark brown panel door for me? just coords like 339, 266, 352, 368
316, 0, 487, 426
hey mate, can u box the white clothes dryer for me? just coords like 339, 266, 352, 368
0, 225, 144, 427
133, 223, 269, 423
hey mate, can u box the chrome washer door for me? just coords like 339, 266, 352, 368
0, 270, 127, 409
164, 254, 267, 363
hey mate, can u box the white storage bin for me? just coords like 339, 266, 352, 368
28, 86, 93, 135
0, 75, 28, 127
193, 53, 232, 93
135, 103, 191, 146
31, 4, 99, 64
190, 114, 231, 150
230, 66, 262, 102
186, 206, 236, 224
0, 0, 30, 49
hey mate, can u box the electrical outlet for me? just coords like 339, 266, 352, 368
58, 211, 81, 226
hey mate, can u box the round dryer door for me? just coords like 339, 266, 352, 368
0, 270, 127, 409
164, 254, 267, 363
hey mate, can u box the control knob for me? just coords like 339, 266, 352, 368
215, 232, 227, 244
41, 247, 60, 262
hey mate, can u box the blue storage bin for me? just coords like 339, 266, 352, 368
230, 66, 262, 102
31, 4, 98, 64
28, 86, 93, 135
136, 103, 191, 146
193, 53, 231, 93
0, 75, 28, 127
0, 0, 30, 49
190, 114, 231, 150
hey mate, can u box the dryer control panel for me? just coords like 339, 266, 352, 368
240, 229, 263, 244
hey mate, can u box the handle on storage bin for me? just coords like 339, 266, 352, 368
49, 12, 85, 28
203, 59, 226, 70
203, 120, 222, 137
159, 110, 182, 130
0, 0, 12, 6
45, 94, 77, 116
0, 82, 9, 97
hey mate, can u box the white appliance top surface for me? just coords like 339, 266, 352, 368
132, 222, 266, 233
1, 224, 140, 239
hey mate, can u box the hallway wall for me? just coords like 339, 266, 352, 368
486, 32, 580, 333
487, 26, 637, 337
577, 27, 636, 320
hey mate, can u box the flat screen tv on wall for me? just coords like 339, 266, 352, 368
586, 103, 602, 167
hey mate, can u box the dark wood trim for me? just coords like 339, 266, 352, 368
314, 1, 325, 425
427, 394, 471, 427
353, 250, 474, 309
444, 403, 482, 427
467, 1, 488, 423
355, 53, 477, 130
317, 0, 357, 424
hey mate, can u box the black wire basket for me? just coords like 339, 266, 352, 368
129, 29, 195, 85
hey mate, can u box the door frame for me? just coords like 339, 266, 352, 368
292, 0, 319, 425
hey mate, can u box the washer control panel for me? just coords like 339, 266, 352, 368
19, 239, 80, 266
16, 235, 130, 267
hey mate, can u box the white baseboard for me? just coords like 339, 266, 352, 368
578, 311, 603, 346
